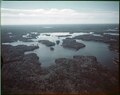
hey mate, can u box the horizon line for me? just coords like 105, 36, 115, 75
1, 23, 119, 25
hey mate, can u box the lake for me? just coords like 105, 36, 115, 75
2, 32, 117, 68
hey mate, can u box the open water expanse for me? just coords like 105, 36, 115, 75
2, 24, 119, 68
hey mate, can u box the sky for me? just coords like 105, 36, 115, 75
1, 1, 119, 25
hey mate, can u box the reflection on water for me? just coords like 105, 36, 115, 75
2, 32, 117, 68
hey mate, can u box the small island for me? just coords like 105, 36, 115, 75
38, 40, 55, 47
56, 40, 60, 45
62, 38, 85, 50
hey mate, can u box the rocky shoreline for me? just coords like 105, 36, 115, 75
1, 45, 119, 94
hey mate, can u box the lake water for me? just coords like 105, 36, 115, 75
2, 32, 117, 68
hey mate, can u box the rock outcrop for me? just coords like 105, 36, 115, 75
50, 47, 54, 51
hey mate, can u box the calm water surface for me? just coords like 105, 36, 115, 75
2, 32, 117, 68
